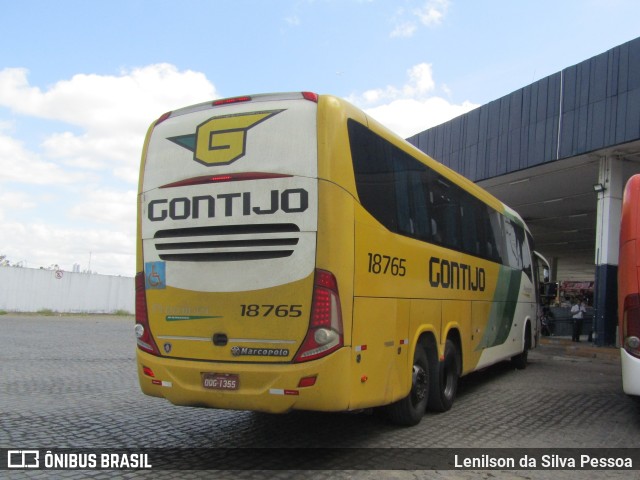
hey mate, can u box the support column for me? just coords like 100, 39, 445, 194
550, 257, 559, 303
593, 156, 623, 346
550, 257, 559, 282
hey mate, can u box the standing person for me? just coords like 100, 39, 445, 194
571, 297, 584, 342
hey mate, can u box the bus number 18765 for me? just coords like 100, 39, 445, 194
367, 253, 407, 276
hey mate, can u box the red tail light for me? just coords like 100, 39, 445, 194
623, 293, 640, 358
160, 172, 291, 189
154, 111, 172, 126
213, 96, 252, 106
302, 92, 319, 102
135, 272, 161, 356
294, 270, 343, 363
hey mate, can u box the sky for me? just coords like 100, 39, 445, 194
1, 0, 640, 277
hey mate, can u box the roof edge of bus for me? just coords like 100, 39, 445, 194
503, 204, 528, 230
157, 92, 320, 122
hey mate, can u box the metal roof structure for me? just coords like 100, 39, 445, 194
408, 36, 640, 281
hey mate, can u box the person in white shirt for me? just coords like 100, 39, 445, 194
571, 297, 587, 342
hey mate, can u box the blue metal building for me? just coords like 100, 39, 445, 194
408, 37, 640, 346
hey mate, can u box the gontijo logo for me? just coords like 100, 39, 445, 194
168, 110, 284, 166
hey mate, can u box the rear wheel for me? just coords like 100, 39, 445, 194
386, 346, 429, 426
428, 339, 460, 412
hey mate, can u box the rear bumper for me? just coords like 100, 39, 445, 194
621, 348, 640, 396
137, 347, 352, 413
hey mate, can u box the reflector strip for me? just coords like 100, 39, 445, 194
355, 345, 367, 352
151, 380, 172, 387
156, 335, 210, 342
269, 389, 299, 396
400, 338, 409, 345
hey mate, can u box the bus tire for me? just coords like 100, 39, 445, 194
428, 339, 460, 413
386, 346, 429, 426
511, 329, 530, 370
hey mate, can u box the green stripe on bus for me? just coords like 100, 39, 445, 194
477, 267, 522, 350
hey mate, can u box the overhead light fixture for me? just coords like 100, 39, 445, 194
593, 183, 606, 193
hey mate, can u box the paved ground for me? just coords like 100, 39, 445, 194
1, 314, 639, 479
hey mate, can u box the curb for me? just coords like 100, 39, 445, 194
538, 337, 620, 364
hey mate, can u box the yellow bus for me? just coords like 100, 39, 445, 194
136, 92, 543, 425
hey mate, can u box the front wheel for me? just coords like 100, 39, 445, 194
386, 346, 429, 426
511, 327, 531, 370
511, 345, 529, 370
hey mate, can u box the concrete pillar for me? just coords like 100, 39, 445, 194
550, 257, 559, 282
593, 156, 623, 346
550, 257, 559, 303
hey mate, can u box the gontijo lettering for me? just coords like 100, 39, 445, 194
428, 256, 486, 291
148, 188, 308, 221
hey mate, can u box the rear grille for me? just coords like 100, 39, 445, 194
153, 224, 300, 262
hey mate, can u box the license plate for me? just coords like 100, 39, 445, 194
202, 373, 239, 391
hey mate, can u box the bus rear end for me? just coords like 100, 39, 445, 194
135, 92, 350, 413
619, 174, 640, 397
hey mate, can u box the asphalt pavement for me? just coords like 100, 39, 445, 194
1, 314, 638, 480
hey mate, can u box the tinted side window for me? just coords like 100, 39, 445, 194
424, 174, 461, 250
349, 120, 398, 232
485, 209, 504, 265
349, 119, 528, 271
460, 193, 484, 257
504, 218, 523, 270
504, 218, 532, 278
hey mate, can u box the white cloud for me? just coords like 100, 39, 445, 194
347, 62, 478, 138
0, 131, 86, 185
390, 0, 450, 37
414, 0, 449, 27
349, 62, 437, 105
364, 97, 478, 138
285, 14, 301, 26
405, 63, 436, 95
390, 21, 417, 38
0, 64, 218, 180
0, 64, 219, 276
0, 64, 216, 130
69, 188, 137, 228
0, 220, 134, 275
0, 190, 36, 222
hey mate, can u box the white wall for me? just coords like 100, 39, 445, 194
0, 267, 134, 314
